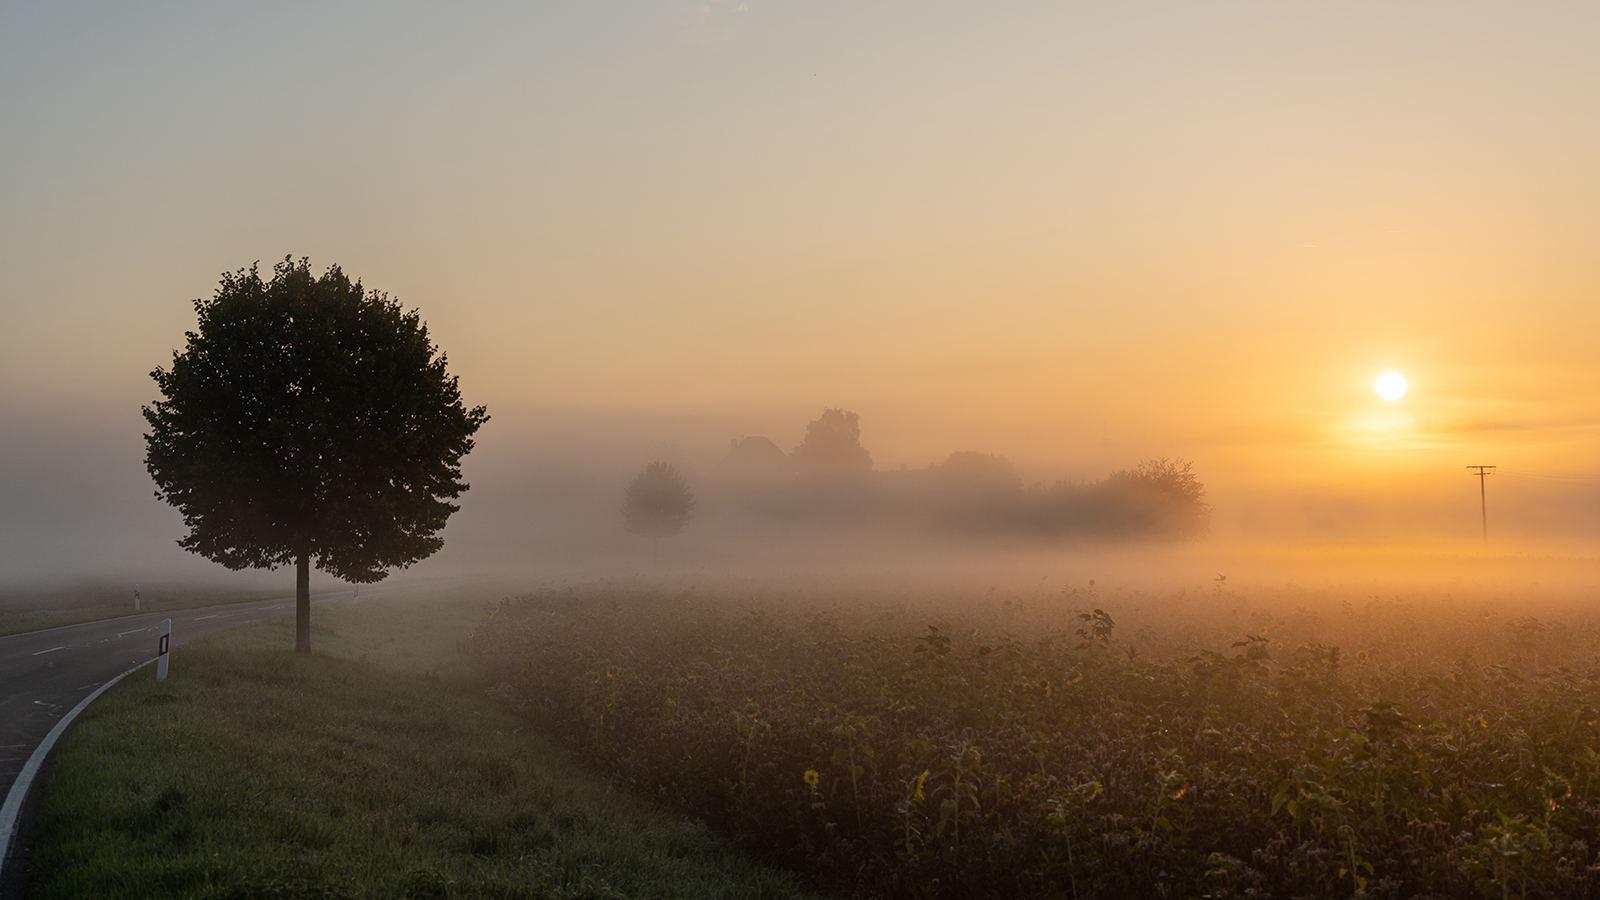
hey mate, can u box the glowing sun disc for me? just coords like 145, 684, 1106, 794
1374, 371, 1407, 401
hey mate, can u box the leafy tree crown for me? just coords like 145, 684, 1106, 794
791, 408, 873, 475
622, 461, 696, 538
142, 257, 488, 581
1101, 457, 1211, 538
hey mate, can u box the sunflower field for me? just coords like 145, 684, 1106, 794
474, 583, 1600, 898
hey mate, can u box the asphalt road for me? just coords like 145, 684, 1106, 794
0, 593, 340, 898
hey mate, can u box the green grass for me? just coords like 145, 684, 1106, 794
0, 589, 284, 638
30, 594, 818, 900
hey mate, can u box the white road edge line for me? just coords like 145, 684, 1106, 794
0, 657, 154, 880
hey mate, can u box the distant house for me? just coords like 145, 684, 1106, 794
716, 436, 792, 482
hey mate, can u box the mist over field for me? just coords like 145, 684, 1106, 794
5, 396, 1596, 613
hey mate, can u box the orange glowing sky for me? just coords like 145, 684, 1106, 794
2, 2, 1598, 572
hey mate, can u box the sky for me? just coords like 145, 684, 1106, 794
3, 1, 1599, 584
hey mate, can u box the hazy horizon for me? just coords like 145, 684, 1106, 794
4, 2, 1598, 590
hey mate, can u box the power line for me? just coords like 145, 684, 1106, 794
1222, 467, 1461, 496
1501, 469, 1600, 482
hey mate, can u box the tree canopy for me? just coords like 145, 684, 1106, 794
622, 461, 695, 552
143, 257, 487, 650
1095, 457, 1210, 538
791, 408, 873, 475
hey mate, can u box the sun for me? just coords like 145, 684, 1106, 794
1374, 371, 1407, 401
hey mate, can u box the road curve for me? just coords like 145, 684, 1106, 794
0, 592, 342, 898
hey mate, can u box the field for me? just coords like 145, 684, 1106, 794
474, 579, 1600, 899
29, 591, 815, 900
0, 585, 283, 637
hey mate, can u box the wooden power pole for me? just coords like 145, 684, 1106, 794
1467, 465, 1496, 544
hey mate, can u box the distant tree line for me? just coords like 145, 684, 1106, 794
715, 409, 1210, 540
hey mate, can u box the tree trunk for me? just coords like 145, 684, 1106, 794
295, 552, 311, 654
653, 535, 658, 559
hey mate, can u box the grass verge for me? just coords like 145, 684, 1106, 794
0, 590, 286, 638
29, 595, 816, 900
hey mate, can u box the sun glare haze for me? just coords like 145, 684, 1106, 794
0, 1, 1593, 577
0, 2, 1596, 581
1374, 371, 1408, 402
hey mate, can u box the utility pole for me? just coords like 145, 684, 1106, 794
1467, 465, 1496, 544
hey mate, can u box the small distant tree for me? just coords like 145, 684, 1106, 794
143, 257, 488, 653
622, 461, 695, 555
791, 408, 873, 475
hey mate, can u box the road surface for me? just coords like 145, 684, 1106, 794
0, 593, 341, 898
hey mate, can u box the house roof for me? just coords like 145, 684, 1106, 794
716, 436, 791, 476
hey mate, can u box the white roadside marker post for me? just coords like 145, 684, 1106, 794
157, 618, 172, 681
135, 584, 141, 611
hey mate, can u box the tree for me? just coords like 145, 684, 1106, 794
622, 461, 695, 555
791, 408, 873, 475
143, 257, 488, 653
936, 451, 1024, 495
1094, 457, 1211, 539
